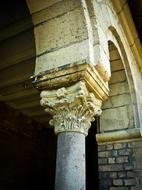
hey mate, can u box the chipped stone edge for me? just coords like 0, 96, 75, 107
31, 63, 110, 101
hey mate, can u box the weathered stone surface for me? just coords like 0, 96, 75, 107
99, 164, 123, 172
118, 171, 127, 178
98, 158, 108, 164
111, 59, 124, 72
118, 149, 132, 156
124, 163, 134, 170
116, 156, 128, 163
109, 82, 129, 96
35, 8, 87, 55
35, 39, 89, 74
109, 70, 126, 84
134, 148, 142, 169
111, 150, 118, 157
108, 157, 116, 164
96, 129, 142, 143
102, 98, 112, 109
113, 179, 123, 186
111, 94, 131, 107
100, 106, 129, 131
98, 151, 111, 158
130, 140, 142, 148
109, 49, 120, 61
98, 145, 106, 151
114, 143, 128, 149
32, 0, 81, 25
107, 144, 114, 150
124, 179, 136, 186
127, 171, 135, 178
27, 0, 61, 13
109, 172, 117, 178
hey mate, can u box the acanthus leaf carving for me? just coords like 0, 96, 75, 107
40, 81, 102, 136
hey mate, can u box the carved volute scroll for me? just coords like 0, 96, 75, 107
40, 81, 102, 136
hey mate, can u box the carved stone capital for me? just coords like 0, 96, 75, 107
40, 81, 102, 136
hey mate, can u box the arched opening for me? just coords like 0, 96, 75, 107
100, 41, 134, 133
108, 26, 140, 129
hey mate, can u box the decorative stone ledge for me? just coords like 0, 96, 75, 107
40, 81, 102, 136
96, 128, 142, 143
31, 63, 109, 101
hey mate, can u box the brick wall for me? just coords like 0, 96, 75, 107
0, 102, 57, 190
98, 140, 142, 190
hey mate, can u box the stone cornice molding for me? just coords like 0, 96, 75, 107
96, 128, 142, 143
40, 81, 102, 136
31, 63, 109, 101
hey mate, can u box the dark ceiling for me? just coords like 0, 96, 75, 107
0, 0, 30, 30
128, 0, 142, 43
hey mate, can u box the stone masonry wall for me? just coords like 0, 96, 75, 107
98, 140, 141, 190
100, 43, 134, 133
131, 140, 142, 190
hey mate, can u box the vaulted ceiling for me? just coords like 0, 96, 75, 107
0, 0, 49, 125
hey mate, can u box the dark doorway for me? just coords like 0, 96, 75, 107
86, 119, 99, 190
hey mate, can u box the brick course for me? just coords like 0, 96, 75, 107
98, 141, 137, 190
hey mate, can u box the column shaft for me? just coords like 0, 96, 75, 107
55, 132, 85, 190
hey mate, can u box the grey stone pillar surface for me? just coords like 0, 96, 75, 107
55, 132, 85, 190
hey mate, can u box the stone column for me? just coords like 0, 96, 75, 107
40, 81, 102, 190
55, 132, 85, 190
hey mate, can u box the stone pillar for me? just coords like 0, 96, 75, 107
55, 132, 85, 190
40, 81, 102, 190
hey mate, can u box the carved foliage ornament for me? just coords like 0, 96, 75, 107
40, 81, 102, 136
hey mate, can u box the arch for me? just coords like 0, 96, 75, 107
100, 38, 139, 133
89, 0, 141, 137
107, 26, 140, 128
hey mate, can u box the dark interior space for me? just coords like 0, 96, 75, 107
128, 0, 142, 43
0, 102, 57, 190
86, 120, 99, 190
0, 0, 30, 30
0, 101, 99, 190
